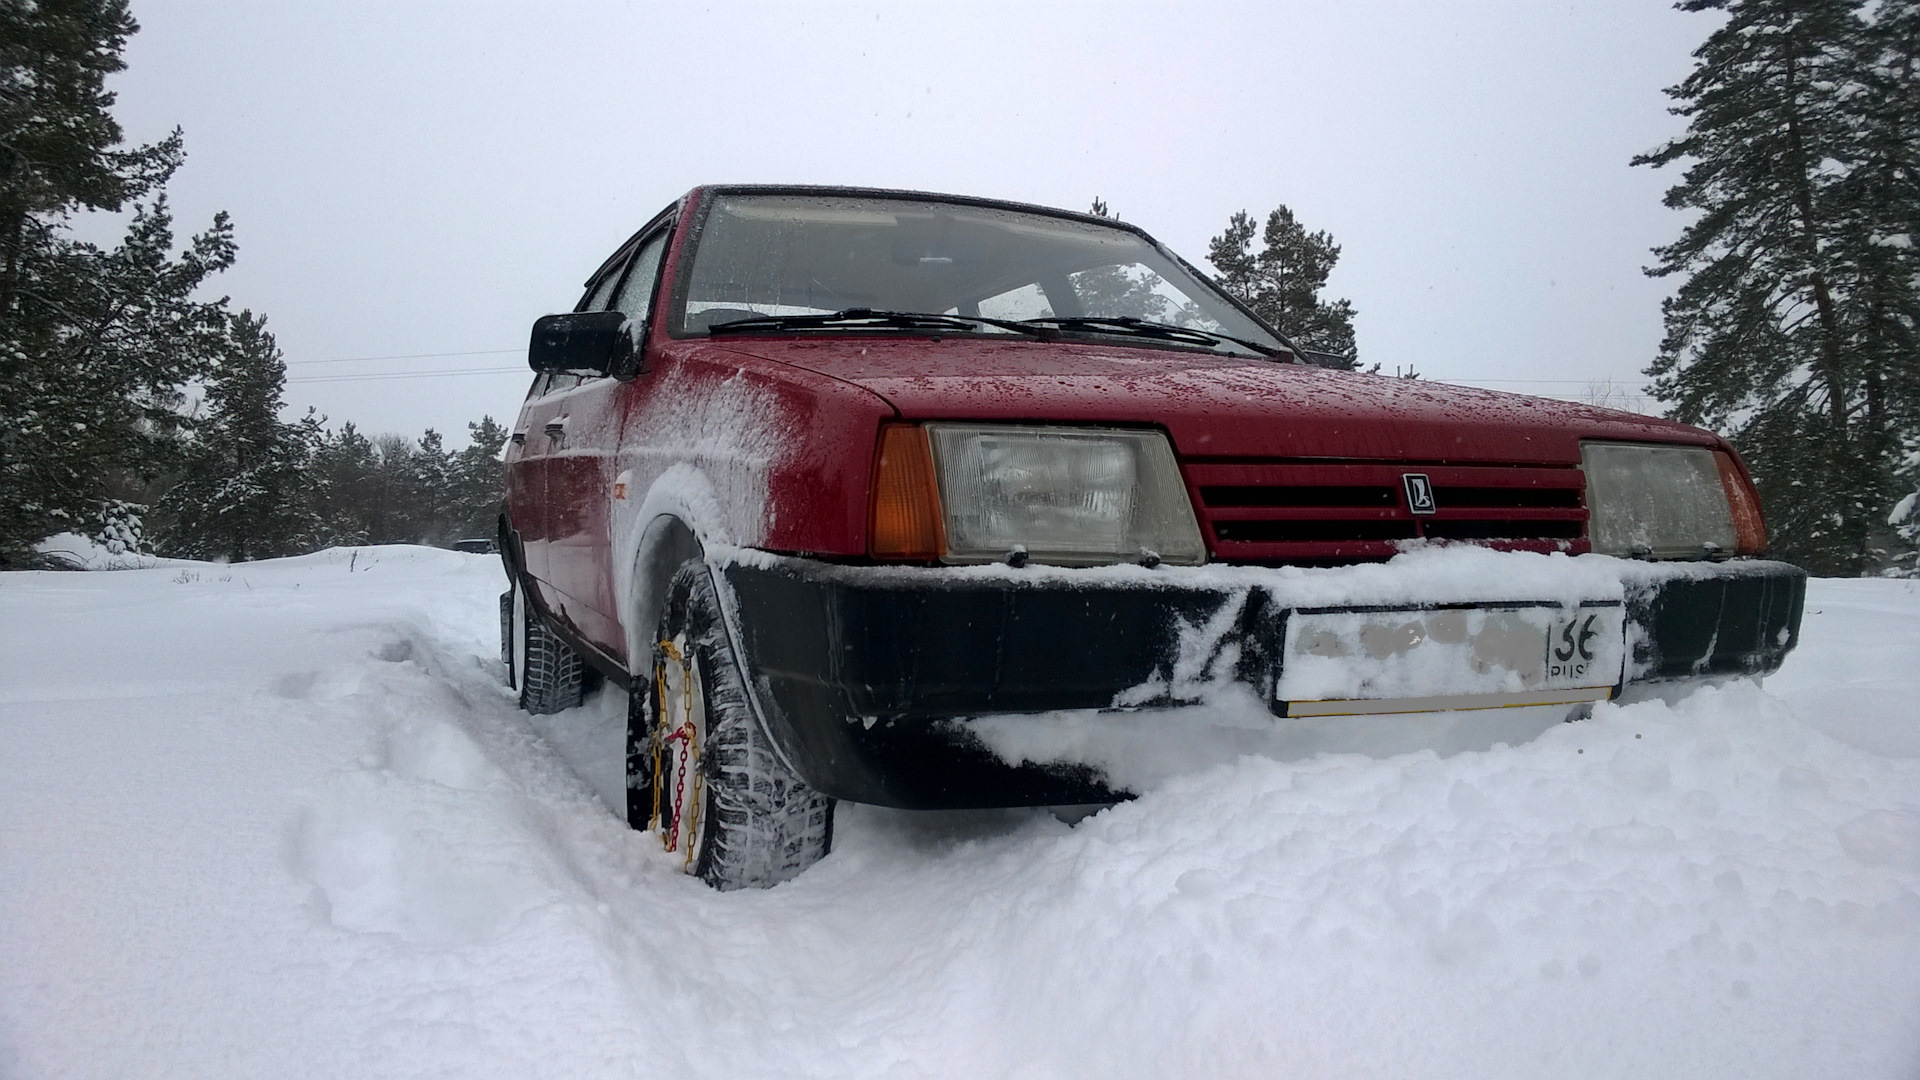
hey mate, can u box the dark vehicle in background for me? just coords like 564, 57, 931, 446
499, 186, 1804, 889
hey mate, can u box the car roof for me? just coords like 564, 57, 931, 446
693, 184, 1160, 241
584, 185, 1158, 294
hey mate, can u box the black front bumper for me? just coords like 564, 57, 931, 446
719, 556, 1806, 809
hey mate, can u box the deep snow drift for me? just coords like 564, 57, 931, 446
2, 547, 1916, 1079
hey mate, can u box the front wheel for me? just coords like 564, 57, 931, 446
627, 560, 834, 890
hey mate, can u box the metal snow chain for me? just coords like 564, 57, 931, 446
654, 637, 702, 869
650, 641, 671, 842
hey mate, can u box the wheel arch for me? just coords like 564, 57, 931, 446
619, 509, 822, 794
496, 509, 522, 580
620, 512, 705, 675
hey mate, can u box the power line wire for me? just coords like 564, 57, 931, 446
288, 365, 524, 384
286, 348, 520, 367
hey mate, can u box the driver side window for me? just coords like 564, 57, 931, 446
547, 229, 670, 395
582, 272, 620, 313
610, 231, 669, 322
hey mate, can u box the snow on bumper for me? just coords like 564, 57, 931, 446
716, 546, 1806, 808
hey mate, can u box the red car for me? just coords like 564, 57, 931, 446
501, 185, 1804, 889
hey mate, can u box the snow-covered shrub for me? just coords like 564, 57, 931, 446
95, 501, 149, 556
1885, 449, 1920, 578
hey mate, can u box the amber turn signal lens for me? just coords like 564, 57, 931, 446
1714, 450, 1767, 555
870, 424, 946, 560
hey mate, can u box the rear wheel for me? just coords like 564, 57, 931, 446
509, 576, 588, 714
499, 590, 514, 671
628, 560, 834, 890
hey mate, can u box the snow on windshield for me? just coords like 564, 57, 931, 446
676, 193, 1279, 348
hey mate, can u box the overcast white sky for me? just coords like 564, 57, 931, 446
102, 0, 1712, 445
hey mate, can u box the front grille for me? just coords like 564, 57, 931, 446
1422, 519, 1583, 541
1433, 486, 1582, 509
1201, 485, 1396, 508
1212, 519, 1418, 543
1185, 460, 1588, 562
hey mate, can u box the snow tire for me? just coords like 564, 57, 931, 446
499, 590, 514, 670
511, 576, 588, 714
629, 559, 834, 890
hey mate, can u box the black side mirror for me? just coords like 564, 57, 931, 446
528, 311, 641, 379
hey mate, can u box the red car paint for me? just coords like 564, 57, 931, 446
505, 186, 1746, 673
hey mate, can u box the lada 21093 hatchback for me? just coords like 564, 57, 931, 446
499, 185, 1805, 890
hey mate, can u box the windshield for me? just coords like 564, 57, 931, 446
672, 193, 1285, 354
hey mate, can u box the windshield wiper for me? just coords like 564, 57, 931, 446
706, 308, 1050, 339
1016, 316, 1284, 357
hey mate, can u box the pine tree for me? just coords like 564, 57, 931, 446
1849, 0, 1920, 571
402, 429, 455, 545
153, 312, 321, 561
0, 0, 235, 566
1635, 0, 1920, 574
0, 0, 180, 307
446, 416, 508, 541
367, 433, 421, 543
308, 422, 380, 545
1890, 447, 1920, 575
1206, 206, 1359, 367
304, 416, 507, 548
1068, 198, 1177, 323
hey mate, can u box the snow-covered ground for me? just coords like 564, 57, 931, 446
2, 547, 1916, 1079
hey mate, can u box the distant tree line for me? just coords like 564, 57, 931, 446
0, 0, 506, 567
55, 296, 510, 562
11, 1, 1913, 575
144, 309, 509, 559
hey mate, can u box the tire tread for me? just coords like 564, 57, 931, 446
517, 584, 586, 714
634, 561, 833, 889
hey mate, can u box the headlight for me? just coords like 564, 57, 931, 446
869, 423, 1205, 565
1581, 441, 1740, 558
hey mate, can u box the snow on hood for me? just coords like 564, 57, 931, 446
711, 337, 1714, 463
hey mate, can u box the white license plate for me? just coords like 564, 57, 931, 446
1277, 604, 1626, 706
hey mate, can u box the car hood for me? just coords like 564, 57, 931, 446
707, 337, 1714, 464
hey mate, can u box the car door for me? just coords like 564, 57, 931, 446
544, 224, 673, 655
504, 372, 558, 582
507, 265, 623, 587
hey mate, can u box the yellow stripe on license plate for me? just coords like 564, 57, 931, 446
1286, 685, 1615, 717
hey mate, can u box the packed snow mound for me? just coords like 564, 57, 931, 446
1, 550, 1916, 1078
29, 530, 170, 570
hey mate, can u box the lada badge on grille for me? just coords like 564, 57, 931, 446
1403, 473, 1437, 515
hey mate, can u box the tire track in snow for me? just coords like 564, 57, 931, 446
5, 549, 1917, 1079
